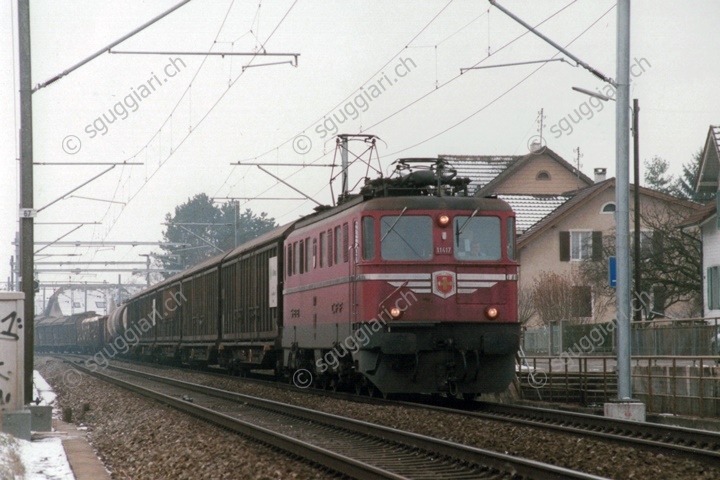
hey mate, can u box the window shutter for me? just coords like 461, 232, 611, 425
708, 267, 713, 310
710, 267, 719, 310
652, 285, 666, 316
652, 232, 664, 257
559, 231, 570, 261
591, 231, 603, 261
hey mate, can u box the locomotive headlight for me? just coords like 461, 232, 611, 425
485, 306, 499, 319
437, 214, 450, 227
389, 307, 403, 319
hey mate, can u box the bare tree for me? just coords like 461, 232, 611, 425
531, 271, 575, 326
578, 200, 702, 319
517, 284, 536, 326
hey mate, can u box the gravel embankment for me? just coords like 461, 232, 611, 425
41, 356, 720, 480
37, 357, 335, 480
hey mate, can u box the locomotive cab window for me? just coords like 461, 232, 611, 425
380, 215, 432, 260
454, 216, 501, 260
362, 216, 375, 260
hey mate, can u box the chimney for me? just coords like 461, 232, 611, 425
594, 167, 607, 183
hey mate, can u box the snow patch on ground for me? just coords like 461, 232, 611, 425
1, 371, 74, 480
16, 436, 74, 480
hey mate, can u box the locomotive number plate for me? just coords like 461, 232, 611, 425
435, 246, 452, 255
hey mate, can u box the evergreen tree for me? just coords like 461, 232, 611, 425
157, 194, 276, 272
643, 156, 675, 196
644, 150, 715, 203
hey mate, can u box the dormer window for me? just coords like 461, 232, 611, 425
601, 202, 616, 213
536, 171, 551, 181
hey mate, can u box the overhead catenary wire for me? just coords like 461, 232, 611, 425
243, 1, 615, 219
99, 0, 298, 237
103, 1, 298, 268
219, 0, 583, 209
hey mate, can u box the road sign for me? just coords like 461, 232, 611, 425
609, 256, 617, 288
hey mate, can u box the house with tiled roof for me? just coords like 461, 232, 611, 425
443, 148, 592, 197
518, 179, 701, 326
689, 125, 720, 317
442, 148, 593, 234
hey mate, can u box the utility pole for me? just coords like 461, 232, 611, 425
633, 99, 641, 322
18, 0, 35, 404
614, 0, 639, 414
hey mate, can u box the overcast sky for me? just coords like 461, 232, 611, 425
1, 0, 718, 289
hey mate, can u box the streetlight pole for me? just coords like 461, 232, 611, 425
633, 99, 642, 322
615, 0, 632, 402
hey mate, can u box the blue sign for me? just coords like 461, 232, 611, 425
608, 256, 616, 288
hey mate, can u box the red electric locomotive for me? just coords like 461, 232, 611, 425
110, 156, 519, 399
283, 159, 519, 397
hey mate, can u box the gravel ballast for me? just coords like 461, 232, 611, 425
41, 356, 720, 480
38, 357, 334, 480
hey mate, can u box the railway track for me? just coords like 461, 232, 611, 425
64, 359, 606, 480
452, 401, 720, 464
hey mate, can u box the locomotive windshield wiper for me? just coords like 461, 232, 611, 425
380, 207, 408, 243
456, 208, 479, 245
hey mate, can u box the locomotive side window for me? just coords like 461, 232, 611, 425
328, 229, 333, 267
454, 216, 501, 260
319, 232, 326, 267
299, 239, 305, 274
312, 238, 317, 269
334, 226, 342, 265
507, 217, 516, 260
286, 244, 293, 277
306, 237, 312, 272
362, 216, 375, 260
380, 215, 433, 260
293, 241, 300, 275
343, 223, 349, 263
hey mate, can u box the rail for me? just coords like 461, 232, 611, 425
65, 360, 607, 480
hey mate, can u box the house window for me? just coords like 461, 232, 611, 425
571, 286, 592, 317
559, 230, 603, 262
571, 231, 592, 261
536, 171, 551, 181
708, 266, 720, 310
631, 230, 655, 257
601, 202, 616, 213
